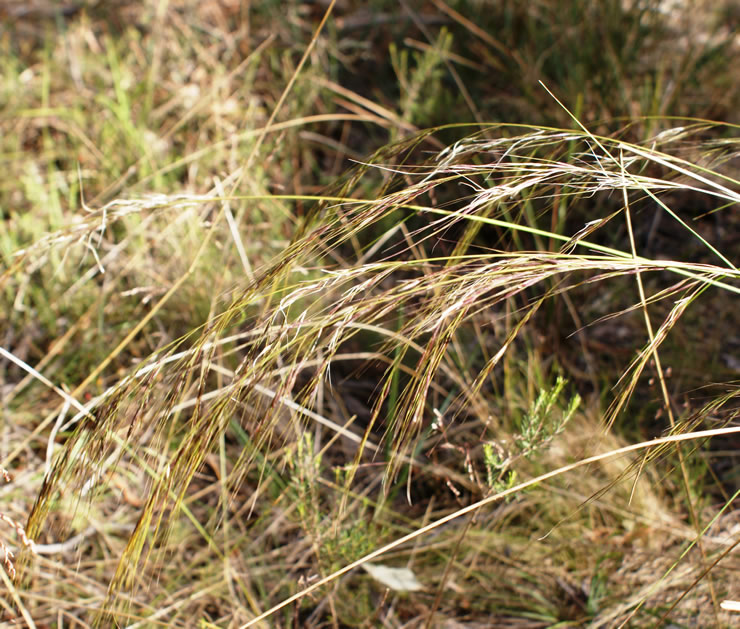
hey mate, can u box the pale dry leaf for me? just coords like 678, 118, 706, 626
363, 562, 424, 591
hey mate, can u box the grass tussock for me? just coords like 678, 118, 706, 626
1, 1, 739, 627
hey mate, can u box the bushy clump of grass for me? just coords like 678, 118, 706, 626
8, 121, 739, 626
1, 1, 739, 627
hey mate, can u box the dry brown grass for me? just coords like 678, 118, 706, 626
1, 1, 739, 627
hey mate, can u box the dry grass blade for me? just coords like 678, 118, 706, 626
242, 426, 740, 628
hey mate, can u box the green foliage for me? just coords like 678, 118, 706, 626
484, 376, 580, 498
514, 375, 580, 455
483, 442, 518, 499
389, 28, 453, 132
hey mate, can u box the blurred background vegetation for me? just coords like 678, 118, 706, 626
1, 1, 738, 626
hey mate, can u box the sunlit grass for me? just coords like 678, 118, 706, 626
1, 1, 739, 627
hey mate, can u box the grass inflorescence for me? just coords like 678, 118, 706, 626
1, 1, 739, 626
